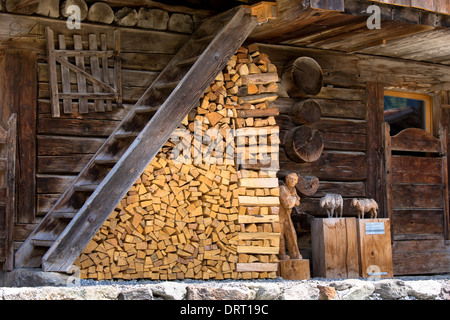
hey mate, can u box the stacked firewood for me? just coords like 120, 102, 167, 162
75, 44, 281, 280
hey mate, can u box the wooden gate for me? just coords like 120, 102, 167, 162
382, 122, 450, 275
46, 27, 122, 117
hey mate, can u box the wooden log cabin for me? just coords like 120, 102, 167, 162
0, 0, 449, 279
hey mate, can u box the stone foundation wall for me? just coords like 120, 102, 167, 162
1, 269, 449, 300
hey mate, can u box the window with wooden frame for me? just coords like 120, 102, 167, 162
384, 90, 432, 136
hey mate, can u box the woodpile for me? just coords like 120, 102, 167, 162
75, 44, 281, 280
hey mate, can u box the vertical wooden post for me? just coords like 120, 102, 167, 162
4, 114, 17, 271
0, 50, 37, 224
440, 128, 449, 240
45, 27, 60, 118
366, 82, 385, 216
382, 122, 393, 242
114, 30, 122, 106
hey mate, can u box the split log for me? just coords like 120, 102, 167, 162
6, 0, 40, 14
114, 7, 138, 27
168, 13, 195, 34
284, 126, 324, 163
137, 8, 169, 30
61, 0, 88, 20
290, 99, 321, 125
87, 2, 115, 24
6, 0, 59, 16
282, 57, 323, 98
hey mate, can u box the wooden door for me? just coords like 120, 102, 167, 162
0, 50, 37, 225
382, 123, 450, 275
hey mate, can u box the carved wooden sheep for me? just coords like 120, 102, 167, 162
351, 198, 378, 219
319, 193, 343, 218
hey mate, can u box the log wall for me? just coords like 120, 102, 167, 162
258, 43, 450, 274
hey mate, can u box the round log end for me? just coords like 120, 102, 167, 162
296, 175, 319, 197
282, 57, 323, 98
284, 125, 324, 163
290, 99, 321, 125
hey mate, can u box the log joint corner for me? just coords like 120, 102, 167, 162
245, 1, 278, 23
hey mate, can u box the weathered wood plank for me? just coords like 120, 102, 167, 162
237, 246, 278, 254
0, 50, 37, 224
366, 82, 384, 217
38, 155, 93, 174
38, 117, 119, 137
45, 27, 60, 117
36, 174, 76, 194
390, 128, 441, 153
280, 150, 367, 181
37, 135, 106, 156
238, 215, 279, 224
392, 239, 450, 275
73, 34, 89, 113
274, 98, 366, 120
236, 262, 278, 272
4, 114, 17, 271
238, 178, 279, 188
58, 34, 72, 114
238, 196, 280, 207
393, 209, 444, 238
392, 184, 443, 209
391, 156, 442, 184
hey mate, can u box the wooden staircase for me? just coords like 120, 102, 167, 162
15, 6, 258, 272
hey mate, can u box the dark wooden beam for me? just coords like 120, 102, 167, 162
366, 82, 385, 217
0, 50, 37, 224
312, 0, 345, 11
345, 0, 450, 27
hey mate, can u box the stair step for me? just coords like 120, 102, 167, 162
135, 105, 160, 115
153, 81, 179, 91
32, 238, 55, 247
94, 158, 119, 166
73, 183, 99, 192
176, 56, 200, 68
114, 131, 139, 139
53, 211, 77, 219
193, 34, 215, 43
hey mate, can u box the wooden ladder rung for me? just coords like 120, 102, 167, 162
53, 211, 78, 219
94, 158, 119, 166
176, 56, 200, 68
134, 105, 160, 115
153, 81, 179, 91
114, 131, 139, 139
73, 183, 99, 192
193, 34, 215, 43
32, 238, 56, 247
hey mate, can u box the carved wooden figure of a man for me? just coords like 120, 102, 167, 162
278, 172, 302, 260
